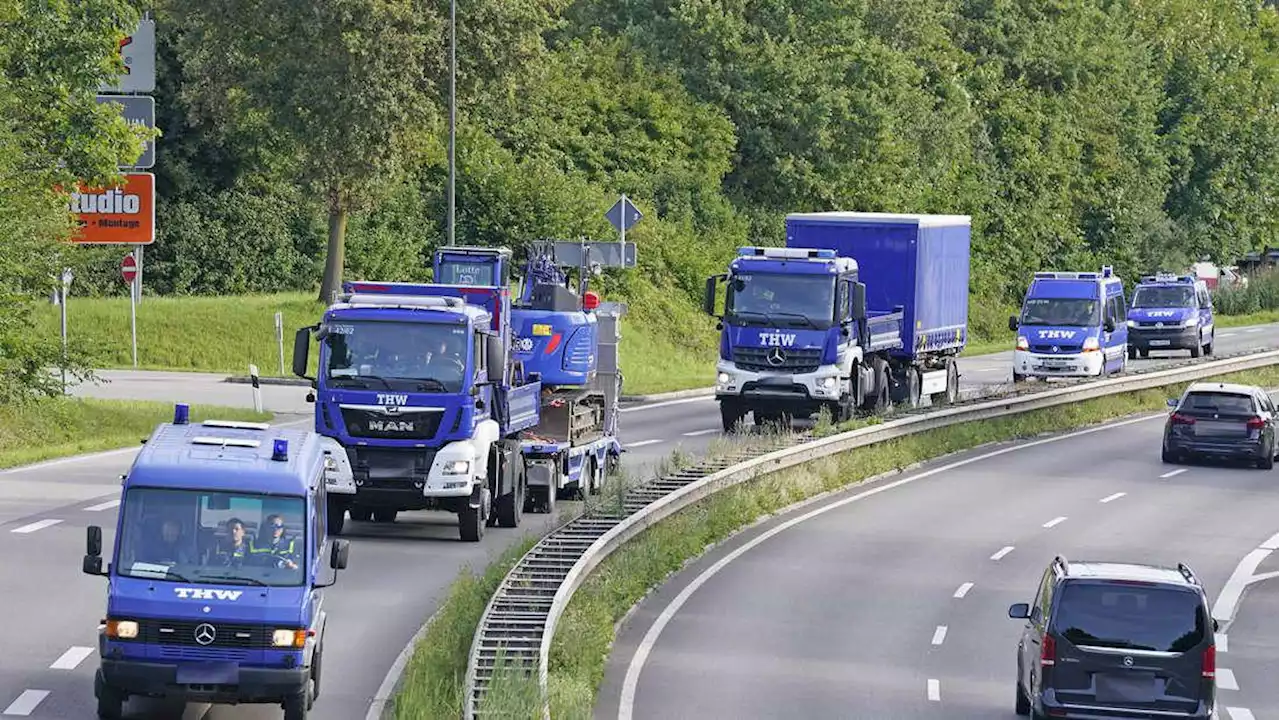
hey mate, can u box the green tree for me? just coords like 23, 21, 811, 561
167, 0, 435, 301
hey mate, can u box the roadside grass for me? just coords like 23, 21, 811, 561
32, 288, 713, 397
535, 364, 1279, 719
0, 397, 272, 470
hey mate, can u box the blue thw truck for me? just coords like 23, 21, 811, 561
704, 211, 970, 430
1126, 272, 1215, 359
292, 279, 541, 542
433, 240, 631, 515
1008, 268, 1129, 382
82, 405, 351, 720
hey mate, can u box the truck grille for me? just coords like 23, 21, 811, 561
1030, 344, 1082, 354
731, 347, 822, 373
142, 619, 273, 649
340, 407, 443, 440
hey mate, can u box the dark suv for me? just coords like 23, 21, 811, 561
1007, 557, 1218, 719
1162, 381, 1278, 470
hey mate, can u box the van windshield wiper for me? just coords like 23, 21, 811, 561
200, 574, 268, 587
768, 312, 819, 329
329, 374, 394, 390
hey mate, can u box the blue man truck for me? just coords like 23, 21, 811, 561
82, 404, 351, 720
433, 240, 630, 515
1008, 268, 1129, 382
1126, 272, 1215, 359
292, 279, 541, 542
705, 212, 971, 430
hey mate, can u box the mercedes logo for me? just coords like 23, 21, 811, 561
194, 623, 217, 646
1123, 656, 1134, 667
766, 348, 786, 367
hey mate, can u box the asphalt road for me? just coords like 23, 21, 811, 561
0, 397, 718, 720
596, 407, 1280, 720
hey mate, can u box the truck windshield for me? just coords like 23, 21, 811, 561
727, 273, 835, 327
323, 320, 469, 393
115, 488, 307, 587
1132, 286, 1195, 308
437, 260, 495, 286
1020, 298, 1099, 327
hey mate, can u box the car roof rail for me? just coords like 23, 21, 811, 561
1052, 555, 1070, 575
1176, 563, 1199, 585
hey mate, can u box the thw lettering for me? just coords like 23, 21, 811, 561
376, 394, 409, 405
759, 333, 797, 347
174, 588, 244, 601
1037, 330, 1078, 340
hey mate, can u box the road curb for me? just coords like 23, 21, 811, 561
225, 375, 312, 387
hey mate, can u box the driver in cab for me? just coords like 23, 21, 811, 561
251, 513, 301, 570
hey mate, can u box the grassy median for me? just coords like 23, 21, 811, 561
518, 365, 1275, 718
0, 397, 273, 470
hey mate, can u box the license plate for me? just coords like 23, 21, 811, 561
1041, 358, 1070, 366
1195, 420, 1243, 437
1096, 672, 1156, 703
1149, 340, 1171, 347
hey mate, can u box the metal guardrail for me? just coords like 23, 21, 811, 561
461, 349, 1279, 718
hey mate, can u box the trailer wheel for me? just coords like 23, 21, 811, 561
903, 367, 922, 408
944, 358, 959, 404
862, 358, 891, 414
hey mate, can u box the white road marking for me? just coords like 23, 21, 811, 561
614, 411, 1170, 720
926, 679, 940, 701
681, 429, 719, 437
1244, 328, 1261, 333
1225, 708, 1256, 720
1160, 468, 1187, 478
1212, 531, 1279, 623
1216, 633, 1229, 652
1216, 668, 1239, 691
1220, 332, 1237, 337
625, 440, 662, 449
10, 519, 62, 534
991, 546, 1015, 561
931, 626, 948, 645
1260, 532, 1279, 550
620, 396, 714, 413
1042, 516, 1068, 528
1, 690, 50, 716
50, 646, 94, 670
953, 582, 974, 598
85, 499, 121, 512
1099, 492, 1126, 503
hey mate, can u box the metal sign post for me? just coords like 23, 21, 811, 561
60, 268, 74, 394
274, 312, 285, 375
248, 364, 264, 413
121, 251, 139, 367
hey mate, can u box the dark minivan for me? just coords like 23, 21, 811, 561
1008, 557, 1217, 719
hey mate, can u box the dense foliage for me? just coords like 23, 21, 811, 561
4, 0, 1277, 394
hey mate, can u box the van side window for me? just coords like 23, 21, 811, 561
473, 334, 485, 378
837, 280, 850, 320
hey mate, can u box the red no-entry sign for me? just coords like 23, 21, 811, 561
121, 252, 138, 284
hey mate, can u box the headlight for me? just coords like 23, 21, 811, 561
717, 372, 730, 384
272, 629, 307, 648
1182, 317, 1198, 327
819, 376, 835, 389
1082, 337, 1100, 351
106, 619, 138, 639
441, 460, 470, 475
323, 455, 337, 470
1126, 320, 1136, 328
1016, 336, 1029, 351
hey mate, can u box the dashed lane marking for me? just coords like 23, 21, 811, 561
931, 626, 948, 645
681, 429, 719, 437
991, 546, 1015, 561
1225, 708, 1256, 720
1099, 492, 1126, 503
626, 439, 662, 449
926, 679, 940, 702
1042, 516, 1068, 528
1216, 668, 1239, 691
1, 690, 50, 716
50, 646, 94, 670
85, 499, 120, 512
10, 519, 62, 534
1160, 468, 1187, 478
953, 582, 974, 599
1216, 633, 1228, 652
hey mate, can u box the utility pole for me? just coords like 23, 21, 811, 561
447, 0, 457, 246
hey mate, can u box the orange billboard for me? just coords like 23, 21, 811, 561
69, 172, 155, 244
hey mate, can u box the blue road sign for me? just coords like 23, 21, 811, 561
605, 195, 643, 233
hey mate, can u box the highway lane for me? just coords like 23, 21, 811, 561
0, 399, 724, 719
596, 406, 1279, 720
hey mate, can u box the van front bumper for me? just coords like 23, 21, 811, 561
99, 659, 308, 704
1014, 349, 1104, 378
1129, 326, 1199, 351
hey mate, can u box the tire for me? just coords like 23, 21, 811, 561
1256, 453, 1274, 471
1161, 446, 1178, 464
943, 357, 959, 404
862, 358, 891, 413
372, 508, 397, 523
459, 500, 484, 542
311, 643, 324, 702
349, 506, 372, 523
326, 498, 346, 536
1127, 345, 1138, 361
1190, 342, 1201, 359
283, 690, 308, 720
495, 465, 524, 528
95, 673, 124, 720
1204, 331, 1214, 356
904, 367, 922, 408
1013, 372, 1026, 384
1015, 678, 1031, 716
719, 401, 743, 433
1139, 348, 1150, 359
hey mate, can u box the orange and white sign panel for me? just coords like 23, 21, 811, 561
70, 172, 155, 245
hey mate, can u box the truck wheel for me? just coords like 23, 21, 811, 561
326, 498, 346, 536
944, 358, 959, 404
904, 367, 922, 408
95, 672, 124, 720
349, 506, 372, 523
496, 465, 524, 528
283, 690, 309, 720
1139, 348, 1149, 359
1127, 345, 1137, 360
459, 501, 485, 542
372, 508, 398, 523
719, 402, 744, 433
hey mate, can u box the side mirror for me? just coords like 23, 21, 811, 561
305, 391, 316, 403
292, 327, 313, 379
703, 275, 723, 317
1008, 315, 1020, 332
485, 335, 504, 383
1008, 603, 1031, 619
1103, 318, 1116, 333
330, 539, 350, 570
82, 555, 104, 576
851, 281, 867, 320
1166, 398, 1178, 409
86, 525, 103, 556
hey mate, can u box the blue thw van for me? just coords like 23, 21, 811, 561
82, 404, 351, 720
1126, 272, 1215, 359
1009, 267, 1129, 382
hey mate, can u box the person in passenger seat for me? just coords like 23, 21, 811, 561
214, 517, 252, 567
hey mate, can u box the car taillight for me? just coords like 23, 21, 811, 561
1201, 644, 1215, 679
1040, 633, 1056, 667
1246, 416, 1266, 430
1170, 413, 1196, 425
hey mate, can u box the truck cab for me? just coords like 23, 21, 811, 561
293, 283, 538, 542
1126, 272, 1215, 359
82, 405, 351, 720
1009, 268, 1129, 382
